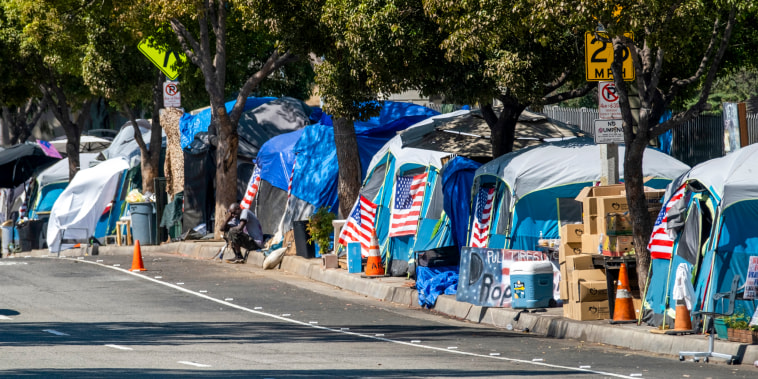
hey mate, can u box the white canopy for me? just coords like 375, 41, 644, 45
36, 153, 98, 187
50, 136, 112, 154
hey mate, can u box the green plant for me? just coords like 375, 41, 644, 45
723, 313, 751, 330
307, 207, 335, 254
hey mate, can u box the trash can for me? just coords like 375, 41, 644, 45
1, 224, 13, 256
292, 220, 315, 258
17, 219, 45, 252
511, 261, 555, 309
129, 202, 157, 245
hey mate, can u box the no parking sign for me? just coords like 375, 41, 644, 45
599, 81, 621, 119
163, 81, 181, 108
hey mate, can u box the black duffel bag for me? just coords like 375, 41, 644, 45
417, 246, 460, 268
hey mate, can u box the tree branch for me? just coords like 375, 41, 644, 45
123, 103, 148, 155
229, 50, 299, 124
212, 0, 227, 91
542, 83, 595, 105
664, 13, 721, 102
542, 71, 569, 94
170, 18, 201, 66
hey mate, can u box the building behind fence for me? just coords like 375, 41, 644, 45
542, 105, 758, 167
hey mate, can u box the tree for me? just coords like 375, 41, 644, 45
536, 0, 755, 285
3, 0, 98, 179
145, 0, 299, 235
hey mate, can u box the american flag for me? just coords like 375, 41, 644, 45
389, 173, 427, 237
470, 187, 495, 247
648, 184, 687, 260
338, 195, 378, 257
240, 165, 261, 210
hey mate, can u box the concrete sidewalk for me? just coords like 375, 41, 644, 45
20, 241, 758, 366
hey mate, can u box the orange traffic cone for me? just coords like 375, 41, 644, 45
364, 232, 384, 276
673, 299, 693, 331
130, 240, 146, 271
611, 263, 636, 323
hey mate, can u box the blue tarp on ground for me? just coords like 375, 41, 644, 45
179, 97, 276, 149
441, 157, 482, 252
289, 102, 439, 213
416, 266, 458, 308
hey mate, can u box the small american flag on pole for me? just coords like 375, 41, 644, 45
240, 165, 261, 210
389, 173, 427, 237
648, 184, 687, 260
338, 195, 378, 257
470, 187, 495, 247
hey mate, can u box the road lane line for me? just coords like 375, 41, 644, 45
178, 361, 211, 368
74, 258, 638, 379
105, 344, 133, 351
43, 329, 69, 336
0, 315, 13, 320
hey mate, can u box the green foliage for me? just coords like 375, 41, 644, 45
307, 207, 336, 254
723, 313, 752, 330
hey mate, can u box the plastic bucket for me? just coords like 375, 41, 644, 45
129, 202, 157, 245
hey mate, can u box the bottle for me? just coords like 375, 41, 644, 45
538, 231, 545, 247
598, 233, 604, 255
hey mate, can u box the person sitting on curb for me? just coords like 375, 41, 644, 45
220, 203, 263, 263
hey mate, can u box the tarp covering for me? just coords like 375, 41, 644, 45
237, 97, 312, 160
179, 97, 276, 149
288, 102, 440, 214
416, 266, 458, 308
398, 109, 584, 160
47, 157, 129, 252
29, 153, 99, 218
256, 129, 302, 192
97, 120, 166, 168
441, 157, 482, 251
35, 153, 99, 187
0, 143, 60, 188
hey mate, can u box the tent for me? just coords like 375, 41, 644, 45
179, 97, 276, 149
47, 157, 129, 252
398, 108, 584, 161
96, 119, 166, 168
469, 138, 691, 250
182, 97, 312, 233
278, 102, 440, 236
27, 153, 99, 219
50, 135, 112, 154
0, 143, 61, 188
642, 144, 758, 327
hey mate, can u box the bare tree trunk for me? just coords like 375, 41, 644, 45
138, 70, 166, 194
482, 98, 526, 158
214, 109, 238, 236
333, 117, 361, 218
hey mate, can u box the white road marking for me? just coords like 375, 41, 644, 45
447, 346, 458, 350
224, 298, 233, 301
176, 282, 184, 285
532, 358, 544, 362
105, 344, 133, 351
490, 353, 501, 356
0, 262, 28, 266
580, 365, 591, 369
411, 340, 421, 343
96, 260, 103, 262
43, 329, 69, 336
113, 264, 120, 267
178, 361, 211, 368
199, 290, 208, 293
155, 276, 162, 279
309, 321, 318, 324
0, 315, 12, 320
281, 313, 291, 317
76, 258, 639, 379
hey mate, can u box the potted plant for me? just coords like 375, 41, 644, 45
306, 207, 337, 268
724, 313, 758, 344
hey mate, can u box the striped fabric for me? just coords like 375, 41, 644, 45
648, 184, 687, 260
470, 187, 495, 248
240, 166, 261, 210
389, 173, 427, 237
337, 195, 378, 257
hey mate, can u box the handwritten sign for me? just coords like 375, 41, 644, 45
745, 256, 758, 300
457, 247, 559, 307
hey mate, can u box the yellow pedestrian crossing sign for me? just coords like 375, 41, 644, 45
138, 37, 186, 80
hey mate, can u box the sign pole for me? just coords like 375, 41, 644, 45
600, 143, 619, 185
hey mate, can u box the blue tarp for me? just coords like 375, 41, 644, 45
179, 97, 276, 149
256, 129, 303, 191
416, 266, 458, 308
289, 102, 439, 212
441, 157, 482, 252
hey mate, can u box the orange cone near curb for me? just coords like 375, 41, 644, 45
612, 263, 636, 323
130, 240, 146, 271
364, 232, 384, 276
673, 300, 693, 330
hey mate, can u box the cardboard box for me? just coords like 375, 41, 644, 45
560, 224, 584, 244
575, 184, 626, 216
602, 235, 634, 257
560, 280, 569, 300
565, 300, 610, 320
570, 280, 608, 302
597, 195, 629, 217
569, 268, 607, 283
565, 254, 594, 271
581, 233, 602, 255
583, 214, 598, 235
559, 243, 582, 262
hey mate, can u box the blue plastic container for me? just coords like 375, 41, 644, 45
511, 261, 554, 308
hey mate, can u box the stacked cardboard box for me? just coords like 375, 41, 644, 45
558, 224, 612, 320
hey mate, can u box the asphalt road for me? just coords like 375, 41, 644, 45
0, 254, 755, 378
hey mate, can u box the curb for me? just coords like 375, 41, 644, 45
22, 242, 758, 365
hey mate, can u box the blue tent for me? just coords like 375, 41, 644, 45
441, 157, 482, 252
280, 102, 439, 232
470, 138, 690, 250
642, 144, 758, 328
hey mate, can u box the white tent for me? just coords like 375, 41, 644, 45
97, 120, 165, 168
47, 157, 129, 252
50, 136, 112, 154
